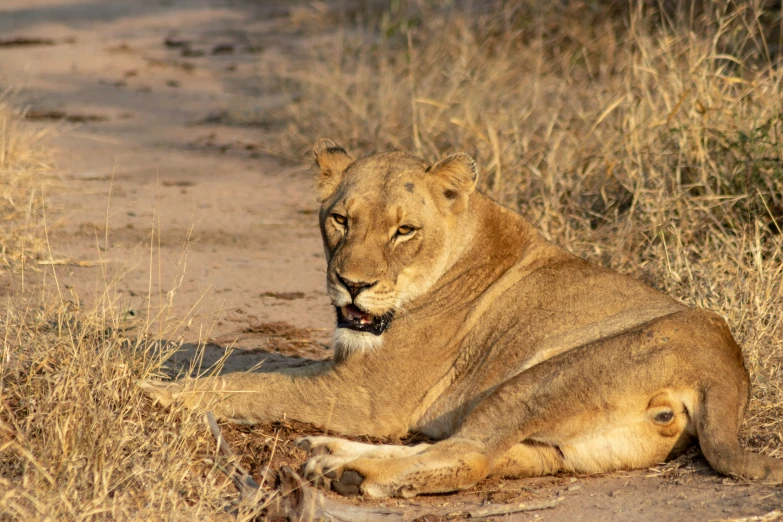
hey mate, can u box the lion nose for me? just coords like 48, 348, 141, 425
336, 274, 376, 300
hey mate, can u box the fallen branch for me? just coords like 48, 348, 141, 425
716, 511, 783, 522
468, 497, 564, 518
204, 412, 260, 500
277, 466, 405, 522
0, 37, 55, 48
37, 258, 107, 267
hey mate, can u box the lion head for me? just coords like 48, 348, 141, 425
312, 139, 479, 356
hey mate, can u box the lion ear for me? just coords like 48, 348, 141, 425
427, 153, 478, 213
313, 138, 352, 201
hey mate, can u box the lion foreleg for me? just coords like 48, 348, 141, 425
139, 374, 277, 424
139, 363, 408, 436
297, 436, 431, 458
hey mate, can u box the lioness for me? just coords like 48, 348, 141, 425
141, 139, 783, 498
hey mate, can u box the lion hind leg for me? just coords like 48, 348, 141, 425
545, 388, 697, 474
490, 442, 564, 477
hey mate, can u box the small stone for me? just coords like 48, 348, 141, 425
181, 48, 204, 57
211, 43, 234, 55
164, 37, 189, 48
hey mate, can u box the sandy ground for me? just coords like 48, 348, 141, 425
1, 0, 782, 520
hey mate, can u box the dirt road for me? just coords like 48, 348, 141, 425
1, 0, 781, 519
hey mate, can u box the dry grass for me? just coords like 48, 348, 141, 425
271, 1, 783, 452
0, 300, 241, 520
0, 98, 54, 273
0, 106, 257, 519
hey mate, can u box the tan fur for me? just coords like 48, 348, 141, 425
139, 142, 783, 498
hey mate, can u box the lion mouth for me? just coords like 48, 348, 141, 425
336, 304, 394, 336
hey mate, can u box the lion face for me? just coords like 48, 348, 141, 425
313, 139, 478, 355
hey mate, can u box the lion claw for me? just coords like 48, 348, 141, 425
295, 437, 312, 452
295, 436, 333, 456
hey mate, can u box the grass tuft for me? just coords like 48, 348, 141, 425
0, 99, 54, 273
0, 103, 247, 520
0, 299, 240, 520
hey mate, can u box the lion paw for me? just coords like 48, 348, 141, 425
296, 436, 347, 456
301, 455, 364, 496
331, 470, 364, 496
138, 379, 182, 407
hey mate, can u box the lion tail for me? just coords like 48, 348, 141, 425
694, 381, 783, 483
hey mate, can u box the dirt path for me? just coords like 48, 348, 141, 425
1, 0, 333, 349
1, 0, 781, 520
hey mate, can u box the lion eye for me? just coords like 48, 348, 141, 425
332, 213, 347, 226
396, 225, 415, 236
